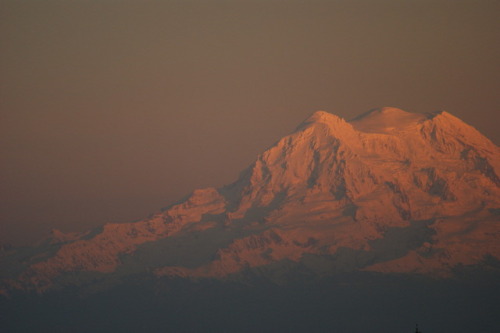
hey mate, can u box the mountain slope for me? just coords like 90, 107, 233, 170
2, 107, 499, 293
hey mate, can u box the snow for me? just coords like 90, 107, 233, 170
3, 107, 500, 293
349, 107, 428, 134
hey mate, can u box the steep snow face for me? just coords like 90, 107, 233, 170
2, 108, 500, 293
228, 108, 499, 224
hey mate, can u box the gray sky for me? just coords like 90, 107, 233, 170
1, 0, 499, 245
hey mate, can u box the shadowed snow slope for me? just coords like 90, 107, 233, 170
1, 108, 499, 293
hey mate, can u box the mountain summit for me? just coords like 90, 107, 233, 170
2, 108, 499, 293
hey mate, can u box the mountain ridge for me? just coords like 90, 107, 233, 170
1, 107, 499, 294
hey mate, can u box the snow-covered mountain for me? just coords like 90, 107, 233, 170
2, 107, 499, 294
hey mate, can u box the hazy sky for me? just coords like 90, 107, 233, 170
1, 0, 499, 245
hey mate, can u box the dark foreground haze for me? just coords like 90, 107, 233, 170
2, 269, 500, 333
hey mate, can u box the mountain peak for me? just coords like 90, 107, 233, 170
351, 107, 412, 120
349, 107, 428, 134
430, 110, 466, 124
297, 111, 353, 136
372, 106, 408, 115
303, 110, 344, 125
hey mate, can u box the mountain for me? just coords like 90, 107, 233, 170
1, 107, 499, 295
